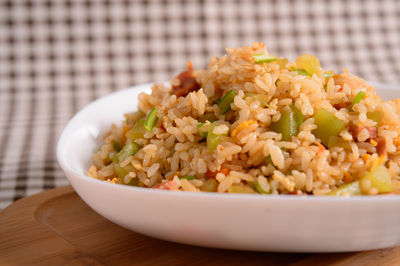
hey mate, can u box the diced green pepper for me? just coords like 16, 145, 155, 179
327, 181, 361, 196
327, 135, 350, 149
117, 142, 140, 162
312, 109, 345, 146
207, 123, 227, 152
270, 108, 298, 141
144, 107, 158, 131
290, 104, 303, 127
199, 112, 217, 123
126, 119, 146, 140
360, 165, 393, 193
252, 54, 278, 64
228, 184, 256, 194
197, 123, 208, 138
276, 58, 288, 68
349, 91, 366, 111
180, 175, 195, 180
218, 89, 236, 114
113, 163, 128, 178
200, 179, 218, 192
367, 111, 382, 126
254, 180, 268, 194
295, 54, 322, 77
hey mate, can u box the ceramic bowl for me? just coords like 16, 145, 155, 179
57, 82, 400, 252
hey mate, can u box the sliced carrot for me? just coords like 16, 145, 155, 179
316, 142, 326, 154
206, 167, 231, 178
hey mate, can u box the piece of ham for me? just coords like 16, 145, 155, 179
171, 61, 201, 97
153, 180, 178, 191
375, 137, 387, 156
350, 125, 377, 141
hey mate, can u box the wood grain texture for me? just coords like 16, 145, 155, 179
0, 186, 399, 266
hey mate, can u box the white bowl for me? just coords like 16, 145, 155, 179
57, 82, 400, 252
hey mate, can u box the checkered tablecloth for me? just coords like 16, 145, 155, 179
1, 0, 400, 209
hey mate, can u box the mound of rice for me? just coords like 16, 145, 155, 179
88, 42, 400, 196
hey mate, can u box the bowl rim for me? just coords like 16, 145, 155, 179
57, 82, 400, 202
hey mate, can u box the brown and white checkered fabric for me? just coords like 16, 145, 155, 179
1, 0, 400, 208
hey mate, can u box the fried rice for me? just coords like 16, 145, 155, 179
88, 42, 400, 196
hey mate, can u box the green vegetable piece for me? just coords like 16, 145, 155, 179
264, 155, 273, 165
200, 179, 218, 192
252, 54, 278, 64
117, 142, 140, 162
312, 109, 345, 146
290, 104, 303, 127
349, 91, 366, 111
324, 73, 335, 78
244, 93, 270, 107
254, 180, 268, 194
360, 165, 393, 193
327, 135, 350, 149
327, 181, 361, 196
228, 184, 256, 194
112, 141, 121, 152
290, 67, 311, 76
199, 112, 217, 123
270, 108, 298, 141
144, 107, 158, 131
218, 89, 236, 114
126, 119, 146, 140
126, 178, 138, 186
276, 58, 288, 68
295, 54, 322, 77
367, 111, 382, 126
197, 123, 208, 138
180, 175, 195, 180
113, 163, 128, 178
207, 123, 227, 152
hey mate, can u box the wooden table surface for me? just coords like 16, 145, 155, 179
0, 186, 399, 265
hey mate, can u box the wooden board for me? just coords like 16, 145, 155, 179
0, 186, 399, 266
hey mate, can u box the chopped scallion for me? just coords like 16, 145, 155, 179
349, 91, 366, 111
254, 180, 268, 194
252, 54, 278, 64
144, 107, 158, 131
207, 123, 227, 152
117, 142, 141, 162
218, 89, 236, 114
180, 175, 195, 180
197, 123, 208, 137
290, 67, 311, 76
324, 72, 334, 78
